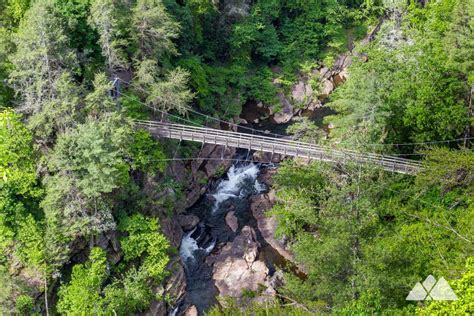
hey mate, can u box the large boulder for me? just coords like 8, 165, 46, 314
185, 170, 207, 208
332, 55, 352, 86
318, 79, 334, 101
203, 146, 236, 178
161, 217, 183, 249
291, 80, 314, 104
184, 305, 198, 316
206, 226, 268, 298
250, 190, 294, 262
177, 215, 200, 231
225, 211, 239, 233
256, 167, 278, 187
272, 93, 294, 124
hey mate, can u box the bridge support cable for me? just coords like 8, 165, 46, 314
135, 120, 423, 175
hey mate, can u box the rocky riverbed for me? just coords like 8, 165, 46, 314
165, 158, 297, 315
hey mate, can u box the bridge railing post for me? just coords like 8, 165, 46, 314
138, 120, 421, 175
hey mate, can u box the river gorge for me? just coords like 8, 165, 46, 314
170, 155, 297, 315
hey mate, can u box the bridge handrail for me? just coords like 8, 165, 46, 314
135, 120, 422, 168
137, 123, 421, 173
135, 121, 422, 171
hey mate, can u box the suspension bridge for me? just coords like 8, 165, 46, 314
135, 120, 423, 175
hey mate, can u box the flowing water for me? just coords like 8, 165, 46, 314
173, 160, 268, 314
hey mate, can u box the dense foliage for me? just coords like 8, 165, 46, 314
269, 148, 473, 313
0, 0, 472, 314
213, 0, 473, 315
0, 0, 180, 313
326, 0, 473, 152
260, 0, 473, 314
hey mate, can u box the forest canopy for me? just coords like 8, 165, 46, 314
0, 0, 472, 315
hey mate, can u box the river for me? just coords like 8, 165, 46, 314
171, 158, 281, 314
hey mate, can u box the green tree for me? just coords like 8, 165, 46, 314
55, 0, 103, 80
43, 115, 131, 240
58, 214, 170, 315
326, 0, 472, 150
9, 0, 77, 115
270, 148, 473, 312
0, 110, 45, 312
27, 72, 82, 143
85, 72, 118, 117
118, 213, 170, 280
286, 117, 325, 144
418, 257, 474, 315
57, 247, 108, 315
128, 129, 167, 174
135, 61, 194, 116
48, 116, 130, 199
102, 268, 153, 314
131, 0, 180, 61
89, 0, 128, 73
0, 110, 37, 191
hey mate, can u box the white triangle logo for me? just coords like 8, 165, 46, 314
406, 282, 428, 300
430, 277, 458, 300
406, 275, 458, 301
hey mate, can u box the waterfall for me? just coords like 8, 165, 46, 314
211, 163, 265, 213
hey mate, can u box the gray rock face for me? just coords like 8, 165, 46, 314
292, 80, 314, 104
206, 226, 269, 298
250, 190, 294, 262
318, 78, 334, 101
161, 217, 183, 249
184, 305, 198, 316
203, 145, 237, 178
147, 259, 187, 316
177, 215, 200, 231
183, 144, 236, 208
272, 93, 294, 124
225, 211, 239, 232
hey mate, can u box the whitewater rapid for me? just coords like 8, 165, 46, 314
175, 161, 267, 314
211, 163, 265, 213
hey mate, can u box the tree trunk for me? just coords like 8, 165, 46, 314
464, 87, 473, 148
44, 275, 49, 316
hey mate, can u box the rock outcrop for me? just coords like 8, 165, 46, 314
271, 93, 294, 124
252, 151, 282, 163
225, 211, 239, 233
292, 80, 313, 104
248, 53, 355, 125
147, 259, 187, 316
184, 305, 198, 316
250, 190, 293, 262
175, 143, 236, 208
221, 0, 251, 19
161, 217, 183, 249
206, 226, 269, 298
177, 215, 200, 231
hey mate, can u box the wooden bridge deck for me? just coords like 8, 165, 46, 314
136, 120, 423, 175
